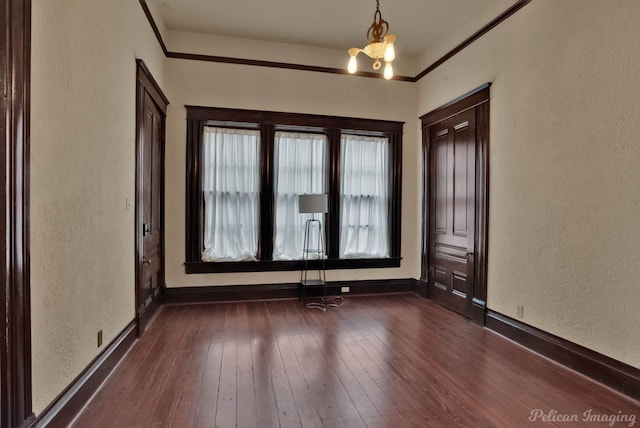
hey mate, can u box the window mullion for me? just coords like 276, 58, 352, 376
388, 131, 402, 258
259, 124, 275, 260
186, 119, 205, 263
327, 128, 341, 259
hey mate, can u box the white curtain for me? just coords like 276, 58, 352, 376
340, 134, 390, 258
273, 132, 327, 260
201, 127, 260, 262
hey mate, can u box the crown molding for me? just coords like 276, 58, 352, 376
414, 0, 531, 81
138, 0, 531, 83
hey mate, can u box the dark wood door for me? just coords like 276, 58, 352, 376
135, 60, 168, 335
140, 91, 163, 314
427, 109, 476, 317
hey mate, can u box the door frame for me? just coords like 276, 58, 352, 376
134, 59, 169, 335
1, 0, 34, 425
420, 83, 490, 325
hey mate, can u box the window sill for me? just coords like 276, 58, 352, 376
184, 257, 401, 274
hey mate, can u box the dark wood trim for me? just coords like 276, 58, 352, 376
136, 59, 169, 112
486, 310, 640, 401
472, 100, 490, 325
185, 119, 204, 263
184, 257, 402, 274
168, 51, 415, 82
421, 83, 490, 325
414, 0, 532, 81
33, 321, 138, 427
258, 124, 275, 260
162, 278, 418, 304
388, 131, 403, 258
326, 128, 341, 260
419, 83, 491, 127
135, 59, 169, 335
1, 0, 34, 426
186, 106, 405, 134
415, 279, 428, 299
419, 125, 429, 284
185, 106, 403, 272
138, 0, 168, 55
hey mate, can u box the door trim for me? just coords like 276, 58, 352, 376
135, 59, 169, 335
1, 0, 35, 425
420, 83, 490, 325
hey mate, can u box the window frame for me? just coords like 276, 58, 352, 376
185, 106, 403, 273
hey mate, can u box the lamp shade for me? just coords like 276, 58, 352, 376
298, 194, 328, 214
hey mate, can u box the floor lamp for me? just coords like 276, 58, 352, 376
298, 194, 342, 311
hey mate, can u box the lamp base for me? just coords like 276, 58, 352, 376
306, 295, 344, 311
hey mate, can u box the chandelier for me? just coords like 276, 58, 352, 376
347, 0, 396, 80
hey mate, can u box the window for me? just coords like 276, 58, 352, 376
201, 127, 260, 261
273, 132, 327, 260
185, 107, 403, 273
340, 135, 389, 258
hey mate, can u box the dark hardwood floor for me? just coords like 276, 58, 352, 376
72, 294, 639, 427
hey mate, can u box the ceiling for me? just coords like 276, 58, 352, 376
157, 0, 518, 59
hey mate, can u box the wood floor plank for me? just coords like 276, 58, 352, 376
170, 304, 224, 427
149, 305, 207, 426
72, 295, 639, 428
295, 310, 386, 428
287, 303, 368, 428
235, 303, 259, 428
280, 303, 346, 427
213, 304, 239, 427
247, 303, 281, 428
128, 305, 202, 427
263, 302, 303, 428
191, 304, 227, 427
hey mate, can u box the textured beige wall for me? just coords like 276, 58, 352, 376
30, 0, 165, 414
30, 0, 639, 417
163, 44, 421, 287
416, 0, 640, 368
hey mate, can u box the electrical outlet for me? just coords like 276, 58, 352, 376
341, 286, 350, 293
516, 305, 524, 319
97, 330, 103, 348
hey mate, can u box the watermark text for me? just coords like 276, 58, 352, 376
529, 409, 636, 427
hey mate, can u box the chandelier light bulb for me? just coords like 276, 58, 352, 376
383, 62, 393, 80
348, 54, 358, 74
384, 42, 395, 63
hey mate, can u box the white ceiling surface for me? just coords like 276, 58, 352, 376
158, 0, 518, 59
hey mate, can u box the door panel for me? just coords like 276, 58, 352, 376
137, 87, 165, 333
420, 84, 490, 325
143, 94, 163, 300
428, 109, 476, 317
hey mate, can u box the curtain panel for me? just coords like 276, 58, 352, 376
273, 132, 327, 260
201, 127, 260, 262
340, 135, 390, 258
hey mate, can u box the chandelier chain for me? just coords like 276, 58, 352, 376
367, 0, 388, 43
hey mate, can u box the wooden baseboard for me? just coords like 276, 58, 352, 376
33, 321, 138, 427
486, 310, 640, 401
471, 298, 486, 326
415, 279, 428, 298
162, 278, 418, 304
